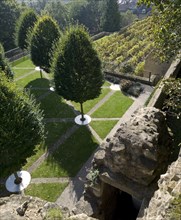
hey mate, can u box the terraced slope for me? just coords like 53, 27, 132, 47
94, 16, 154, 76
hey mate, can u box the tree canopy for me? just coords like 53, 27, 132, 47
0, 43, 14, 79
0, 0, 21, 51
52, 25, 104, 119
30, 15, 61, 72
15, 9, 37, 50
138, 0, 181, 60
43, 0, 69, 30
0, 74, 45, 177
100, 0, 121, 32
163, 78, 181, 119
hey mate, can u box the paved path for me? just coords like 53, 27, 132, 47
55, 84, 154, 210
2, 66, 154, 210
88, 90, 115, 115
14, 70, 36, 81
27, 125, 79, 173
31, 177, 71, 184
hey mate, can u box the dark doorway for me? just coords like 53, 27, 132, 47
100, 183, 142, 220
113, 191, 141, 220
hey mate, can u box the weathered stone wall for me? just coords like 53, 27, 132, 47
0, 194, 97, 220
75, 107, 174, 219
137, 154, 181, 220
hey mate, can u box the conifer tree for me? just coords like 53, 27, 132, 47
15, 9, 37, 50
30, 15, 60, 74
101, 0, 121, 32
52, 25, 104, 121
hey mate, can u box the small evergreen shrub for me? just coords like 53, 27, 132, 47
120, 79, 143, 97
121, 63, 133, 74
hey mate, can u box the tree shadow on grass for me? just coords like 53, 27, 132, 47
25, 78, 50, 89
38, 92, 76, 118
34, 125, 98, 178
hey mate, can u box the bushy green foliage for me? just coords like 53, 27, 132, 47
138, 0, 181, 61
0, 74, 45, 176
0, 0, 21, 50
165, 194, 181, 220
68, 0, 102, 34
30, 15, 60, 72
52, 25, 104, 104
15, 9, 37, 50
0, 43, 14, 79
162, 78, 181, 118
45, 208, 63, 219
134, 61, 145, 76
121, 10, 138, 27
100, 0, 120, 32
94, 16, 154, 75
43, 0, 69, 29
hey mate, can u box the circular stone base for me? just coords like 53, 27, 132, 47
35, 66, 41, 71
5, 171, 31, 193
50, 87, 55, 91
110, 84, 120, 91
74, 114, 91, 125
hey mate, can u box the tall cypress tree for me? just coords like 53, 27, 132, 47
15, 9, 37, 50
30, 15, 60, 74
0, 0, 21, 50
101, 0, 121, 32
52, 25, 104, 121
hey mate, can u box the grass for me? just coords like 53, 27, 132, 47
44, 122, 74, 148
15, 72, 47, 88
25, 183, 68, 202
13, 68, 34, 79
32, 126, 98, 178
90, 120, 118, 139
23, 122, 74, 170
92, 91, 133, 118
13, 59, 35, 68
103, 81, 111, 87
165, 194, 181, 220
11, 56, 29, 66
72, 88, 110, 113
45, 208, 63, 219
23, 144, 45, 170
29, 89, 48, 99
39, 92, 75, 118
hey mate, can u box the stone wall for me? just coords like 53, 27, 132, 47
0, 194, 97, 220
137, 153, 181, 220
75, 107, 174, 219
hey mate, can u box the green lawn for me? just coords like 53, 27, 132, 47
92, 91, 133, 118
39, 92, 75, 118
13, 59, 35, 68
32, 126, 98, 178
29, 89, 48, 99
72, 89, 110, 113
23, 122, 74, 170
23, 144, 45, 170
25, 182, 68, 202
15, 72, 48, 88
90, 120, 118, 139
13, 68, 34, 79
103, 81, 111, 87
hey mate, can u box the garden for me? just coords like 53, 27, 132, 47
2, 57, 134, 202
